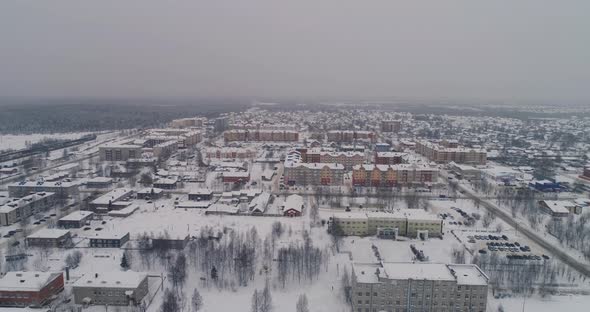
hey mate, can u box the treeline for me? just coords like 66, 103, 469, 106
0, 98, 249, 134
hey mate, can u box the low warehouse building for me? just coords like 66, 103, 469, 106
58, 210, 94, 229
26, 229, 72, 248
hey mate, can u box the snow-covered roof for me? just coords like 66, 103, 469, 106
91, 188, 133, 206
137, 187, 164, 194
59, 210, 94, 222
448, 264, 489, 286
73, 271, 147, 289
541, 200, 574, 214
283, 194, 304, 212
27, 228, 70, 239
88, 231, 129, 240
0, 271, 62, 292
0, 192, 55, 213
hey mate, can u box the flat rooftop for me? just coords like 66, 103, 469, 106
448, 264, 489, 286
27, 229, 70, 239
73, 271, 146, 289
59, 210, 94, 222
0, 271, 61, 292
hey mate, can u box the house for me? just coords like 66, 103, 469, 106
89, 232, 130, 248
72, 271, 149, 306
188, 188, 213, 201
0, 271, 64, 307
282, 195, 304, 217
26, 229, 72, 248
58, 210, 94, 229
249, 192, 272, 215
137, 187, 164, 200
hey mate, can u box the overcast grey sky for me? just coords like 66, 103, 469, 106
1, 0, 589, 102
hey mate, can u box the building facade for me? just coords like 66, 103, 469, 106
284, 162, 345, 186
26, 229, 72, 248
0, 192, 56, 226
332, 210, 443, 238
381, 120, 401, 132
352, 262, 488, 312
327, 130, 375, 143
224, 129, 299, 142
416, 141, 486, 165
73, 271, 148, 306
352, 164, 438, 187
8, 181, 79, 199
99, 144, 142, 162
0, 271, 64, 307
374, 152, 405, 165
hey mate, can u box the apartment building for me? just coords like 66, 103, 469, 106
205, 147, 257, 160
284, 161, 345, 186
0, 271, 64, 307
73, 271, 148, 306
304, 149, 366, 169
352, 164, 438, 187
170, 117, 205, 128
99, 144, 142, 162
374, 152, 405, 165
352, 262, 488, 312
327, 130, 375, 143
332, 209, 443, 238
8, 181, 79, 199
147, 129, 202, 148
416, 141, 487, 165
381, 120, 401, 132
224, 129, 299, 142
0, 192, 56, 226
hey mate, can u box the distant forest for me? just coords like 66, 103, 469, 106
0, 97, 249, 134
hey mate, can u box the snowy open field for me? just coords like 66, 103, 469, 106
0, 132, 96, 151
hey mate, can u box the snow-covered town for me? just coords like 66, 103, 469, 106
0, 105, 589, 312
2, 2, 590, 312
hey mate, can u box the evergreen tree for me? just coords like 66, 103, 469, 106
120, 251, 130, 270
211, 266, 218, 280
191, 288, 203, 312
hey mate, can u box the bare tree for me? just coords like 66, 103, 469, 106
295, 294, 310, 312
